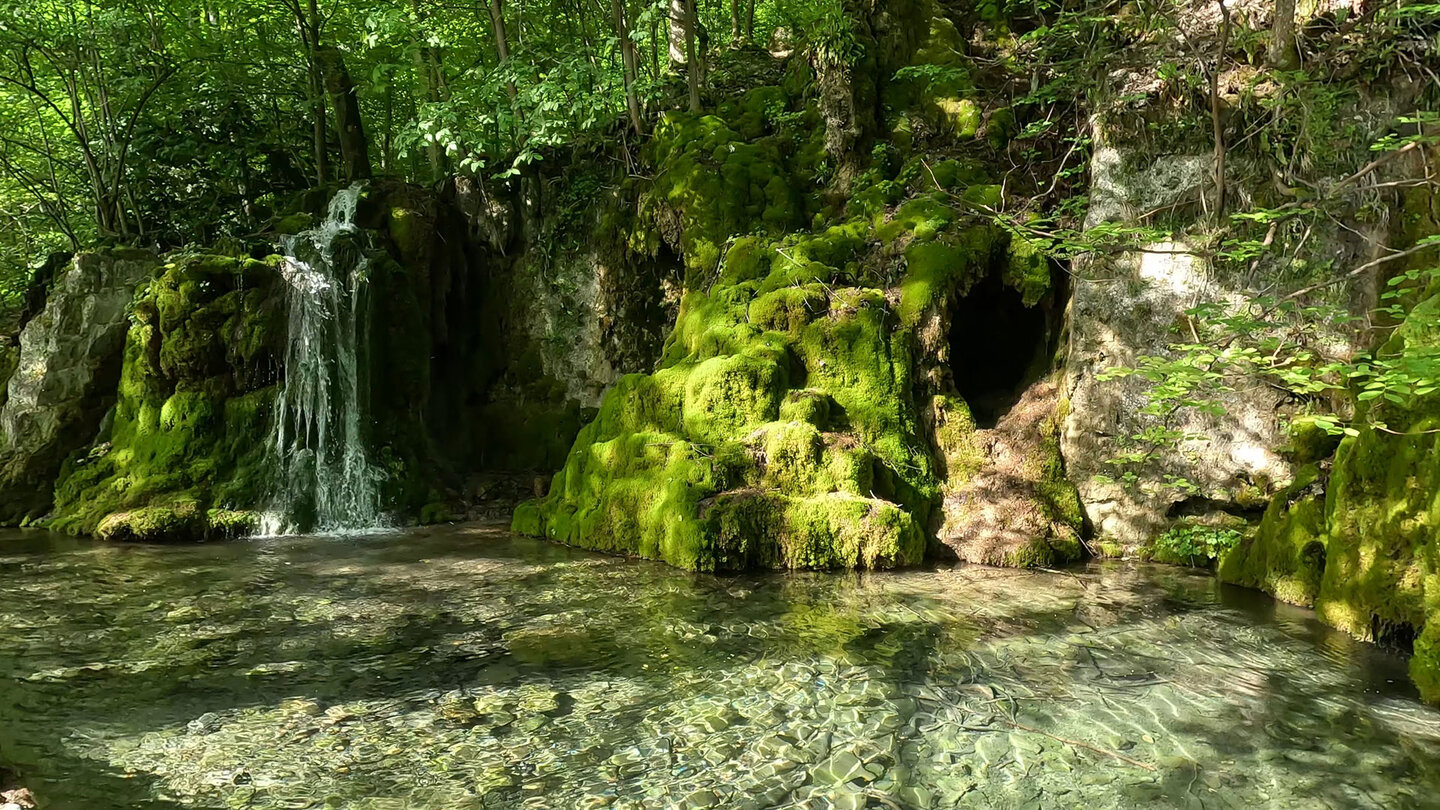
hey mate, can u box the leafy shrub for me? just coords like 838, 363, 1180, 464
1155, 523, 1244, 566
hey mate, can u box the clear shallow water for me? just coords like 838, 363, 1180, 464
2, 525, 1438, 810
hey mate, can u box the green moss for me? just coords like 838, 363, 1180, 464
1315, 419, 1440, 667
932, 98, 983, 138
1096, 541, 1127, 558
207, 508, 260, 538
749, 285, 829, 332
1283, 415, 1344, 463
419, 501, 454, 525
960, 184, 1003, 210
701, 492, 924, 571
919, 158, 986, 191
1218, 467, 1327, 605
986, 107, 1018, 150
759, 421, 824, 490
877, 193, 957, 243
1003, 231, 1053, 306
515, 224, 944, 570
1035, 411, 1086, 533
388, 206, 428, 265
779, 389, 832, 428
1230, 285, 1440, 703
897, 227, 994, 325
682, 354, 785, 443
274, 213, 314, 235
928, 395, 983, 483
642, 106, 816, 281
49, 253, 285, 540
97, 503, 205, 543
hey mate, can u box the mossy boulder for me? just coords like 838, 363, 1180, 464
1221, 287, 1440, 702
48, 253, 285, 541
514, 77, 1064, 571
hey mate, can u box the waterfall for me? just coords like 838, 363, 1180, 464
259, 183, 387, 535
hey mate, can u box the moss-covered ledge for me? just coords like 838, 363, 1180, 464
1220, 287, 1440, 703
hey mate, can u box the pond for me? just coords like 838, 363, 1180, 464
2, 524, 1438, 809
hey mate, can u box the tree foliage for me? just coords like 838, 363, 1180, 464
0, 0, 848, 299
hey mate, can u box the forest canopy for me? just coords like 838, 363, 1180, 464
0, 0, 840, 303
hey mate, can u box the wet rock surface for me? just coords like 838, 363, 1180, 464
1, 524, 1437, 808
0, 250, 159, 523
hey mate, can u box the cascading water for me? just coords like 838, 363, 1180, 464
259, 183, 387, 535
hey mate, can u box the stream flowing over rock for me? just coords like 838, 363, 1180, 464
262, 184, 386, 534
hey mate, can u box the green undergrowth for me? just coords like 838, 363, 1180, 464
1150, 522, 1246, 569
48, 253, 286, 542
514, 68, 1058, 571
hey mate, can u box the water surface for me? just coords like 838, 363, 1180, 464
2, 525, 1437, 809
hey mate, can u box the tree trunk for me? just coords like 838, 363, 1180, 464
730, 0, 740, 41
1269, 0, 1299, 70
488, 0, 518, 101
301, 0, 328, 184
696, 11, 709, 85
817, 0, 880, 196
318, 46, 372, 180
612, 0, 645, 133
667, 0, 688, 68
684, 0, 701, 110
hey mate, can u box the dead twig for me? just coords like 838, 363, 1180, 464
1279, 240, 1434, 303
999, 718, 1159, 772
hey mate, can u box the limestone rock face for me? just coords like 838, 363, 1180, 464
1059, 133, 1374, 551
0, 250, 158, 523
935, 380, 1083, 568
1062, 243, 1293, 548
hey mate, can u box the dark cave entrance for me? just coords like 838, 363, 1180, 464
948, 271, 1055, 427
1372, 614, 1417, 655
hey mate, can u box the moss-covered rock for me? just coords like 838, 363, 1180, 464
1218, 466, 1327, 605
1223, 287, 1440, 702
48, 253, 285, 541
933, 380, 1084, 568
513, 73, 1064, 571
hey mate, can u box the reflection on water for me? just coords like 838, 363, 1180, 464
1, 525, 1437, 809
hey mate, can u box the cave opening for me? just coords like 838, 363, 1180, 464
1372, 614, 1417, 655
948, 271, 1054, 427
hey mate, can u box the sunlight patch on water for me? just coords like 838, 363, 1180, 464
0, 526, 1437, 809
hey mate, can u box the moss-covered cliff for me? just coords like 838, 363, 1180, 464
49, 254, 283, 541
512, 39, 1083, 571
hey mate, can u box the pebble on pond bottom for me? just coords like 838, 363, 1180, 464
1, 525, 1437, 809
